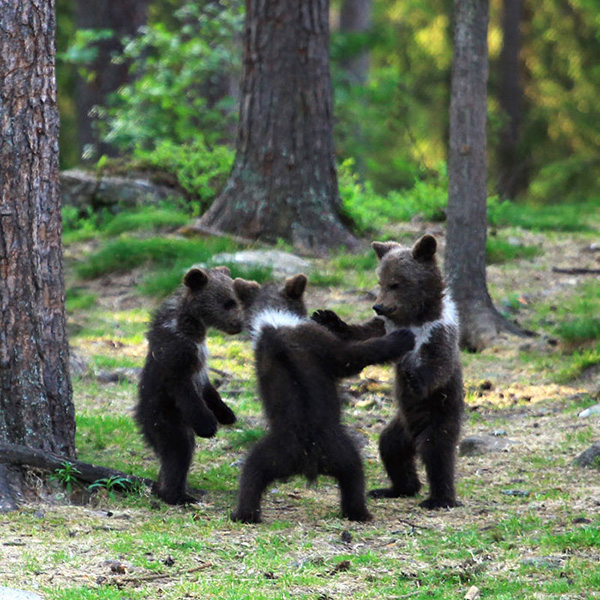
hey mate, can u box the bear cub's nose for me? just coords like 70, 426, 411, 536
372, 304, 392, 316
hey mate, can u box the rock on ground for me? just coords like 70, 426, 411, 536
211, 250, 312, 277
0, 588, 44, 600
574, 443, 600, 469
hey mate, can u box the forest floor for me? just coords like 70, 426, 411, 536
1, 215, 599, 600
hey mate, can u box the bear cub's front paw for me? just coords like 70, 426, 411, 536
311, 310, 350, 336
192, 414, 218, 438
386, 328, 416, 355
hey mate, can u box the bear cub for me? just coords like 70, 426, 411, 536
136, 266, 243, 505
313, 235, 464, 509
230, 274, 415, 523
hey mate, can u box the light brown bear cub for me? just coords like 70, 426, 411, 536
313, 234, 464, 509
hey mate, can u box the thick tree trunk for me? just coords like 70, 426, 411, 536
496, 0, 526, 199
75, 0, 148, 159
0, 0, 74, 510
196, 0, 358, 252
445, 0, 524, 351
339, 0, 372, 84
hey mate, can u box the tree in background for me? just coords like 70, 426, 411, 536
0, 0, 74, 510
196, 0, 357, 251
339, 0, 372, 85
75, 0, 148, 159
444, 0, 524, 350
496, 0, 526, 199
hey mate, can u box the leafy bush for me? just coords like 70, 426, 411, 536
132, 138, 234, 210
339, 159, 449, 232
101, 2, 242, 152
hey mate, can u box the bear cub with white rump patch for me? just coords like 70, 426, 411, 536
313, 235, 464, 509
136, 267, 243, 505
230, 274, 415, 523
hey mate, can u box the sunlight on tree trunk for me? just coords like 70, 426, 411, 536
0, 0, 74, 511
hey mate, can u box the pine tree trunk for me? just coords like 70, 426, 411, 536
445, 0, 523, 351
75, 0, 148, 159
496, 0, 526, 199
0, 0, 74, 510
196, 0, 358, 252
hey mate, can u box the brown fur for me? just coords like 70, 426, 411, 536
136, 267, 243, 505
230, 275, 415, 523
313, 235, 464, 509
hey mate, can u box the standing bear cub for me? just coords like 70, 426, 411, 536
230, 274, 415, 523
136, 266, 243, 505
313, 235, 464, 509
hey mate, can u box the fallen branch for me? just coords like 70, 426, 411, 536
117, 562, 213, 585
552, 267, 600, 275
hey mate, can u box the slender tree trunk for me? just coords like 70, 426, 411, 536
196, 0, 358, 252
339, 0, 372, 85
0, 0, 74, 510
496, 0, 526, 199
445, 0, 523, 351
75, 0, 148, 159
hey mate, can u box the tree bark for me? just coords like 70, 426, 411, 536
75, 0, 148, 159
445, 0, 525, 351
0, 0, 74, 510
195, 0, 358, 252
496, 0, 527, 199
339, 0, 372, 85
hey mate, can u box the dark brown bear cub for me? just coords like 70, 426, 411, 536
136, 266, 243, 505
230, 274, 415, 523
313, 235, 464, 509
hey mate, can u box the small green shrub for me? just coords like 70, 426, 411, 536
339, 159, 449, 231
50, 462, 82, 493
132, 138, 234, 210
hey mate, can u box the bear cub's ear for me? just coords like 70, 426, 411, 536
284, 273, 308, 300
411, 234, 437, 262
233, 278, 261, 306
183, 268, 208, 291
371, 241, 400, 260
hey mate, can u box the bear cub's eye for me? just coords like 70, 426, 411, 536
223, 299, 238, 311
388, 283, 400, 290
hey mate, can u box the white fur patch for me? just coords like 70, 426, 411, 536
385, 294, 459, 355
193, 342, 210, 390
250, 308, 307, 346
163, 317, 178, 332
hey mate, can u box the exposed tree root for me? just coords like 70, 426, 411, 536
0, 443, 160, 511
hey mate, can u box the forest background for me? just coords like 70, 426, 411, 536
56, 0, 600, 210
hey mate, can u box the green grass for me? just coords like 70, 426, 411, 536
485, 237, 542, 265
66, 287, 97, 312
62, 203, 192, 245
488, 197, 600, 232
75, 236, 239, 279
